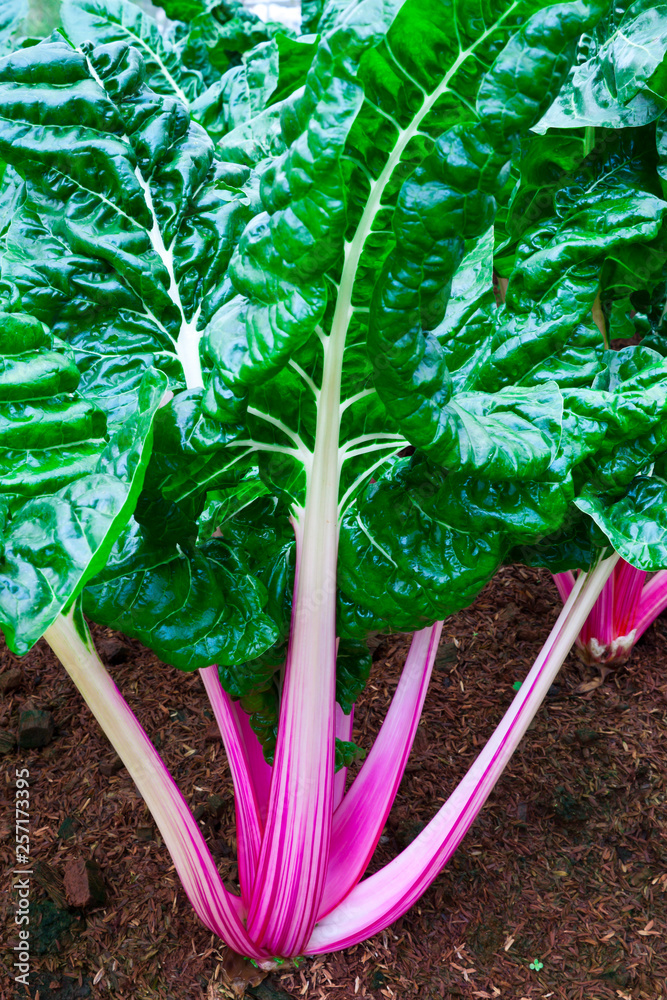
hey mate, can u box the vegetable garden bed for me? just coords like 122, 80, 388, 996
2, 564, 665, 1000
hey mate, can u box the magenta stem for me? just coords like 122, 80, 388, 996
320, 623, 442, 918
200, 666, 264, 907
635, 569, 667, 640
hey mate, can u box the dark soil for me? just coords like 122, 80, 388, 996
1, 565, 666, 1000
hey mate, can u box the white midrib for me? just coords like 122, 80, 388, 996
315, 33, 491, 521
108, 22, 191, 107
83, 51, 203, 392
133, 169, 203, 390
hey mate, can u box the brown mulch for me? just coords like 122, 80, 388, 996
1, 564, 666, 1000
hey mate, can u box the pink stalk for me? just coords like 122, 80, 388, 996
43, 611, 265, 959
246, 494, 337, 955
580, 567, 614, 648
200, 666, 264, 906
232, 699, 273, 825
552, 570, 576, 605
334, 703, 354, 810
306, 554, 619, 954
612, 559, 647, 637
320, 623, 443, 918
635, 568, 667, 640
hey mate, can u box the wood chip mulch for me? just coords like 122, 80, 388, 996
1, 565, 666, 1000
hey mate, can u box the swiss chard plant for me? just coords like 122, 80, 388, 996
3, 0, 667, 965
509, 0, 667, 665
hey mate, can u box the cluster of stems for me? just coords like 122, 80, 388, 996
43, 553, 619, 962
553, 557, 667, 665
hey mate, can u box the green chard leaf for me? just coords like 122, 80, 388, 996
0, 0, 27, 56
535, 0, 667, 132
83, 532, 278, 669
0, 30, 283, 666
575, 475, 667, 570
0, 302, 166, 653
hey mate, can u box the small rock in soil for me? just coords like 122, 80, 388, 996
576, 726, 601, 746
0, 666, 22, 694
18, 708, 55, 748
207, 793, 225, 819
193, 804, 206, 821
99, 754, 125, 776
136, 825, 154, 840
371, 970, 387, 988
0, 727, 16, 754
434, 642, 458, 670
100, 640, 131, 665
64, 858, 107, 908
58, 816, 81, 841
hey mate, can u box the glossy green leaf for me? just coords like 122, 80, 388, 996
0, 304, 166, 653
338, 459, 507, 636
300, 0, 323, 34
0, 33, 251, 427
535, 1, 667, 131
575, 475, 667, 570
0, 0, 27, 56
507, 504, 606, 573
366, 0, 607, 475
62, 0, 205, 105
471, 176, 667, 393
84, 533, 278, 668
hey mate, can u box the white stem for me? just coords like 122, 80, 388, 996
43, 610, 260, 957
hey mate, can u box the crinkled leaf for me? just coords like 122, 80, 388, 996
84, 534, 279, 669
575, 475, 667, 570
471, 176, 667, 393
62, 0, 205, 105
508, 504, 606, 573
0, 0, 27, 56
0, 33, 251, 428
0, 305, 165, 652
536, 0, 667, 131
338, 460, 507, 637
367, 0, 607, 472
